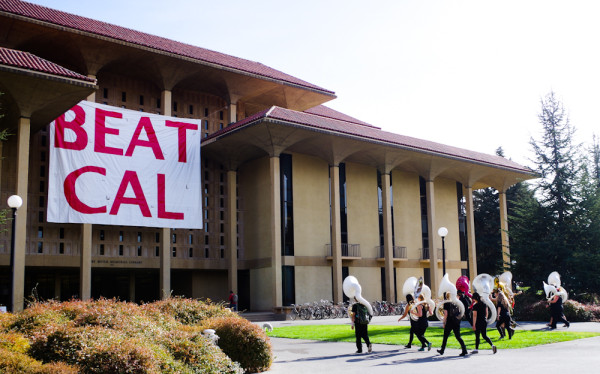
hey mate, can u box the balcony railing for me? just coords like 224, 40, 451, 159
377, 246, 407, 260
325, 243, 361, 258
420, 247, 444, 260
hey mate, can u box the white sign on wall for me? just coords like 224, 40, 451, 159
48, 101, 202, 229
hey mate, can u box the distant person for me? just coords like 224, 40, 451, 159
471, 292, 497, 354
228, 290, 238, 311
548, 293, 569, 329
351, 297, 372, 353
397, 294, 417, 348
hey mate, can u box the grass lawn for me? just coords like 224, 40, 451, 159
267, 325, 600, 350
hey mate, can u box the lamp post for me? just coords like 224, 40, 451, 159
7, 195, 22, 313
437, 227, 448, 276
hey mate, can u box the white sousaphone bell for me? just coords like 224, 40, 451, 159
402, 276, 435, 321
543, 271, 568, 302
435, 273, 465, 321
343, 275, 374, 318
472, 273, 497, 325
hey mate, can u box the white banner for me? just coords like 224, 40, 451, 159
48, 101, 202, 229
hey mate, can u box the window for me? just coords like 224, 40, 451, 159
188, 234, 193, 244
100, 244, 105, 256
189, 105, 193, 115
205, 235, 209, 245
204, 120, 208, 130
41, 135, 46, 147
155, 232, 160, 243
103, 88, 108, 99
37, 242, 43, 254
119, 231, 124, 242
38, 227, 43, 238
59, 227, 64, 239
205, 248, 209, 258
40, 165, 45, 177
40, 151, 46, 162
155, 246, 160, 257
204, 108, 209, 117
219, 110, 224, 120
137, 246, 142, 256
172, 234, 176, 243
139, 95, 144, 105
172, 247, 177, 257
100, 230, 105, 240
173, 102, 178, 112
219, 123, 224, 129
157, 98, 161, 108
121, 92, 126, 102
137, 232, 142, 242
39, 212, 44, 222
188, 248, 193, 258
39, 181, 44, 193
59, 242, 64, 254
119, 245, 124, 256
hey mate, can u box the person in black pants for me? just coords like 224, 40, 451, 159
496, 291, 514, 339
351, 298, 372, 353
397, 294, 417, 348
471, 292, 497, 354
548, 294, 570, 329
413, 295, 432, 351
437, 293, 468, 356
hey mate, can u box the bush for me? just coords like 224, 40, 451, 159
1, 298, 249, 373
513, 291, 600, 322
205, 316, 273, 373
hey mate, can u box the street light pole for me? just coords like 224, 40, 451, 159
7, 195, 23, 313
437, 227, 448, 276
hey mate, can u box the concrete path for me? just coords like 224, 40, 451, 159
261, 316, 600, 374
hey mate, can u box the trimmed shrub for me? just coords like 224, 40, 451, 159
513, 291, 600, 322
147, 297, 236, 326
205, 316, 273, 373
0, 346, 43, 373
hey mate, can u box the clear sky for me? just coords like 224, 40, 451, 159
25, 0, 600, 167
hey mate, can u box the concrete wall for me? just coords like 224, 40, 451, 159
292, 153, 330, 257
392, 170, 423, 260
295, 266, 332, 304
346, 162, 379, 258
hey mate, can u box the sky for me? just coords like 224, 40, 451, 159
25, 0, 600, 167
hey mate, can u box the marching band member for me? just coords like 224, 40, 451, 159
496, 291, 514, 339
413, 294, 432, 351
437, 292, 468, 356
472, 292, 497, 354
397, 294, 417, 348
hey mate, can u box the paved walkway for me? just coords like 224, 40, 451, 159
261, 316, 600, 374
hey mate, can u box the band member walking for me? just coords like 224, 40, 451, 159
398, 294, 417, 348
413, 294, 432, 351
351, 297, 373, 353
548, 292, 570, 329
472, 292, 497, 354
437, 292, 468, 356
496, 291, 514, 339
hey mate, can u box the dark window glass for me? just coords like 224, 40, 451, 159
103, 88, 108, 99
173, 102, 178, 112
139, 95, 144, 105
172, 247, 177, 257
122, 92, 126, 102
137, 246, 142, 256
188, 248, 193, 258
40, 151, 46, 162
59, 227, 64, 239
40, 165, 45, 177
339, 163, 348, 245
41, 135, 46, 147
119, 245, 124, 256
39, 196, 44, 208
37, 242, 43, 254
100, 230, 105, 240
204, 108, 209, 117
282, 266, 295, 306
59, 242, 64, 254
155, 232, 160, 243
280, 153, 294, 256
189, 105, 193, 115
155, 246, 160, 256
219, 111, 224, 120
39, 211, 44, 222
137, 232, 142, 242
419, 177, 429, 251
172, 234, 176, 243
40, 181, 44, 193
38, 227, 43, 238
119, 231, 124, 242
100, 244, 105, 255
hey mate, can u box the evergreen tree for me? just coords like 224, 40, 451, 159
512, 91, 581, 290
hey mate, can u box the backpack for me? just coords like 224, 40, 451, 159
355, 304, 371, 325
232, 294, 238, 303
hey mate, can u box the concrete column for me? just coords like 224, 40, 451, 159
464, 186, 478, 280
229, 102, 237, 124
499, 191, 510, 269
381, 172, 395, 302
270, 156, 282, 308
160, 89, 172, 299
226, 170, 238, 293
12, 117, 30, 312
80, 224, 92, 301
79, 86, 96, 302
86, 75, 96, 102
330, 165, 343, 303
160, 227, 171, 299
426, 180, 440, 296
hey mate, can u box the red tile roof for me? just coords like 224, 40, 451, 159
0, 0, 334, 95
204, 106, 533, 174
304, 105, 378, 129
0, 46, 96, 82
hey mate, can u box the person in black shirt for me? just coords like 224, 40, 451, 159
496, 291, 514, 339
472, 292, 497, 354
397, 294, 417, 348
437, 293, 468, 356
413, 294, 432, 351
351, 297, 372, 353
548, 294, 570, 329
458, 289, 473, 326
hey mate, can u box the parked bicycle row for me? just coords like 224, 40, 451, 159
289, 300, 405, 320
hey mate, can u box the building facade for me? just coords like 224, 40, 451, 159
0, 0, 535, 312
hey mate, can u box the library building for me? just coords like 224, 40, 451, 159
0, 0, 536, 313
